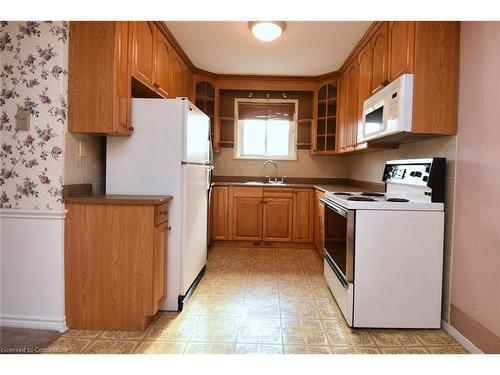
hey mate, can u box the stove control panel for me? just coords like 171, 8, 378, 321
382, 158, 446, 203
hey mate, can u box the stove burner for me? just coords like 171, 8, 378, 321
386, 198, 410, 202
333, 192, 353, 196
347, 196, 376, 202
361, 192, 385, 197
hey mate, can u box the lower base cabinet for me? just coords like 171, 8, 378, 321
314, 190, 325, 256
212, 186, 315, 244
65, 201, 169, 330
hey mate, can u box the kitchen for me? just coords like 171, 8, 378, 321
0, 3, 499, 370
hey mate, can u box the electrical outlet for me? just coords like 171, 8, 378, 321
78, 140, 87, 157
16, 108, 30, 131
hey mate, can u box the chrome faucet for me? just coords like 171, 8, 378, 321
264, 160, 284, 184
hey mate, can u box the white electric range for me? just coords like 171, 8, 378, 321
321, 158, 446, 328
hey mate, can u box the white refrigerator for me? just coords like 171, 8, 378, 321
106, 98, 211, 311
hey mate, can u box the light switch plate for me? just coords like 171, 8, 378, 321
16, 108, 30, 131
78, 140, 87, 157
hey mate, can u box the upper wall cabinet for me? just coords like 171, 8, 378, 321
336, 21, 459, 152
69, 22, 132, 136
388, 21, 415, 82
69, 21, 193, 136
312, 81, 338, 154
131, 22, 156, 88
195, 79, 217, 151
370, 22, 389, 94
152, 28, 171, 97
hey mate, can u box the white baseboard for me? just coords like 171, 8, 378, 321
0, 208, 67, 332
441, 319, 483, 354
0, 314, 67, 332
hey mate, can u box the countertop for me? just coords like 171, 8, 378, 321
64, 194, 172, 205
63, 183, 172, 205
212, 181, 381, 193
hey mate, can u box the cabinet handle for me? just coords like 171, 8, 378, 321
130, 126, 134, 132
159, 210, 168, 215
168, 226, 172, 231
153, 83, 160, 89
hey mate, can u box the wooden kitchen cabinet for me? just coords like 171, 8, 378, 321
337, 60, 358, 153
211, 186, 229, 240
169, 52, 184, 98
293, 188, 315, 243
314, 190, 325, 256
312, 81, 338, 154
153, 221, 168, 312
211, 186, 315, 245
68, 21, 132, 135
152, 28, 171, 97
370, 22, 389, 94
231, 187, 263, 241
131, 21, 156, 89
262, 189, 294, 242
65, 198, 170, 330
388, 21, 415, 82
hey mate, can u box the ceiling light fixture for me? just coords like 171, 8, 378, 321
249, 21, 286, 42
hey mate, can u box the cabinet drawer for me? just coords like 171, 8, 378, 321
154, 203, 168, 226
264, 188, 293, 199
233, 187, 263, 198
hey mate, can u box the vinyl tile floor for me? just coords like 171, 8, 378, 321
43, 246, 468, 354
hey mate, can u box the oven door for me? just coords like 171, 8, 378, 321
320, 198, 355, 287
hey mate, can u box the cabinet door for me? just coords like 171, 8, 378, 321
182, 62, 193, 99
131, 21, 155, 87
153, 29, 171, 97
345, 61, 358, 149
357, 44, 372, 135
263, 198, 293, 242
232, 197, 263, 241
153, 222, 167, 312
169, 52, 183, 98
388, 21, 415, 81
211, 186, 229, 240
115, 21, 131, 135
293, 189, 314, 243
370, 22, 389, 94
315, 197, 325, 256
337, 73, 348, 153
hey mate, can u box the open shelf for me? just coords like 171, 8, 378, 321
313, 82, 338, 154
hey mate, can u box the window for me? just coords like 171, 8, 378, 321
235, 99, 298, 160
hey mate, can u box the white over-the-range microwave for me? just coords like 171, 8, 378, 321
358, 73, 414, 144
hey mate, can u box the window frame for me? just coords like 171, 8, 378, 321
234, 98, 298, 160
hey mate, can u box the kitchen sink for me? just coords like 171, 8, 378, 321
240, 181, 287, 185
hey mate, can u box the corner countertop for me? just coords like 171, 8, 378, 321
64, 194, 172, 205
63, 183, 172, 205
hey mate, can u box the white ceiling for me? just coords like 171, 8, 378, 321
164, 21, 372, 76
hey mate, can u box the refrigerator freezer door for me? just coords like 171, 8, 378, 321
184, 103, 210, 164
181, 164, 208, 293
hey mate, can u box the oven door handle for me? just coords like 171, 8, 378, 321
323, 251, 349, 287
320, 198, 347, 218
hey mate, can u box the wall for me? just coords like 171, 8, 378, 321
1, 21, 68, 210
450, 22, 500, 353
0, 21, 70, 331
214, 147, 347, 179
345, 136, 457, 322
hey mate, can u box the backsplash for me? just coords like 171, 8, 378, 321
0, 21, 68, 209
345, 135, 457, 322
213, 148, 347, 179
64, 133, 105, 194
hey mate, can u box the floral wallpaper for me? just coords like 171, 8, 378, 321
0, 21, 68, 210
